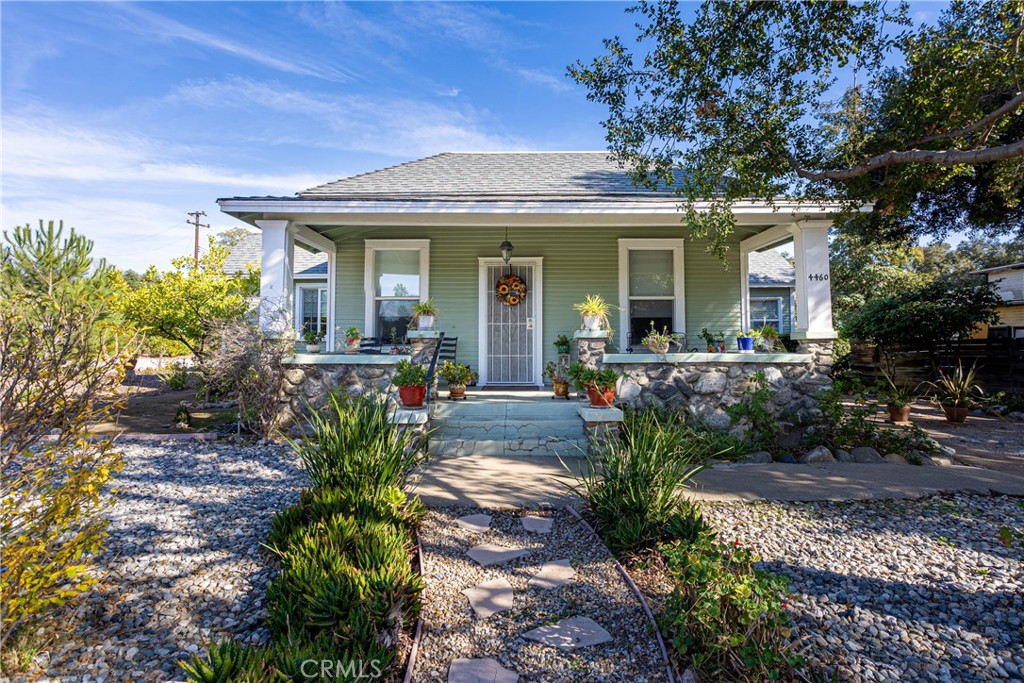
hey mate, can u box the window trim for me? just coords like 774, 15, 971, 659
294, 283, 329, 337
749, 295, 783, 330
618, 239, 686, 351
364, 239, 430, 337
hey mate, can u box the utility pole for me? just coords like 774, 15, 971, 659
187, 210, 210, 268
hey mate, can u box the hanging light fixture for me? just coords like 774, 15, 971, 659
499, 226, 514, 264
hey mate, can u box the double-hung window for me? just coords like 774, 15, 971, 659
364, 240, 430, 343
297, 285, 328, 336
750, 297, 783, 331
618, 239, 685, 350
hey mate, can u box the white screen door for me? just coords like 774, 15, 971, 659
480, 260, 541, 385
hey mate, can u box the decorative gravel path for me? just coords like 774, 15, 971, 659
414, 507, 667, 683
703, 495, 1024, 683
24, 441, 305, 682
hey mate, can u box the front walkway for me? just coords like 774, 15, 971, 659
415, 456, 1024, 507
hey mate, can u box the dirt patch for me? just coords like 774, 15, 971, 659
909, 401, 1024, 475
91, 385, 236, 436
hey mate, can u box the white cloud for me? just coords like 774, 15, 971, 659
112, 4, 358, 83
513, 67, 574, 94
167, 77, 526, 157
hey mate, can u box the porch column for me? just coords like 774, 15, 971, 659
256, 219, 294, 338
788, 221, 837, 341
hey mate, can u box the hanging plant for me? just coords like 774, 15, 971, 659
496, 273, 527, 307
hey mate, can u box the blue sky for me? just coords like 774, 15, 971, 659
2, 1, 641, 271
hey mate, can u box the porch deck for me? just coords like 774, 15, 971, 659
429, 389, 591, 457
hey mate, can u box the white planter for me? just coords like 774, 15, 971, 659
582, 315, 602, 331
305, 344, 321, 353
346, 339, 361, 353
417, 315, 435, 330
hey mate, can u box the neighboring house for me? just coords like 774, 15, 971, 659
218, 152, 841, 387
972, 262, 1024, 339
747, 250, 795, 334
223, 232, 330, 338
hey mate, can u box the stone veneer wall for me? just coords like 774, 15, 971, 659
277, 362, 400, 433
603, 340, 834, 430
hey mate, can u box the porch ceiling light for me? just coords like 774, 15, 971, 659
499, 226, 514, 264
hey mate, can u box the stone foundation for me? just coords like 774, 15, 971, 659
603, 343, 833, 430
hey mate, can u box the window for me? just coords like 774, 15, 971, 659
618, 239, 685, 350
364, 240, 429, 342
750, 297, 782, 331
297, 285, 328, 336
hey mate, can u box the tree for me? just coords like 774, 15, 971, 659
113, 241, 258, 361
829, 231, 927, 329
0, 221, 136, 661
215, 226, 255, 248
570, 1, 1024, 254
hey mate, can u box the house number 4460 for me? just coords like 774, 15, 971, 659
807, 273, 829, 281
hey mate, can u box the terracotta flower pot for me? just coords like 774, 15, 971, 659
587, 385, 615, 408
399, 385, 427, 408
942, 405, 968, 423
887, 404, 912, 423
448, 383, 466, 399
553, 381, 569, 397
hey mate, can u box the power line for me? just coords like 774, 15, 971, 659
187, 210, 210, 268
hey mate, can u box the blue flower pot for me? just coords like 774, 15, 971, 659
736, 336, 755, 353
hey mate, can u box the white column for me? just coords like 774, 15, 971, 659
788, 221, 837, 340
256, 219, 294, 338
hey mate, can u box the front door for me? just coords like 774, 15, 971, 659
479, 258, 543, 386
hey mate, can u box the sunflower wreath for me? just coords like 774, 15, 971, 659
495, 273, 528, 307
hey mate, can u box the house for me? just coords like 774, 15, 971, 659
747, 249, 795, 334
972, 262, 1024, 339
222, 232, 330, 338
217, 152, 841, 389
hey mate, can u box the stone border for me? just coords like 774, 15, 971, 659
564, 506, 676, 683
402, 536, 427, 683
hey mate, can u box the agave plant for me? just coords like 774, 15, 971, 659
926, 361, 984, 408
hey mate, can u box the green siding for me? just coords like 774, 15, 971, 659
332, 226, 744, 374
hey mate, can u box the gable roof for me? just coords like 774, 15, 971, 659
297, 152, 680, 201
748, 250, 795, 288
222, 233, 328, 278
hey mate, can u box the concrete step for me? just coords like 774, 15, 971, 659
431, 438, 589, 458
432, 418, 585, 441
431, 398, 583, 420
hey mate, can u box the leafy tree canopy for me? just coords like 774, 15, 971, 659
112, 240, 258, 359
571, 0, 1024, 254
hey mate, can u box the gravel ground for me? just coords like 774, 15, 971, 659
414, 507, 666, 683
703, 495, 1024, 683
22, 441, 306, 682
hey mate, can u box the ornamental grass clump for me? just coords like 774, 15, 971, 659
183, 394, 425, 683
660, 535, 802, 682
567, 406, 714, 555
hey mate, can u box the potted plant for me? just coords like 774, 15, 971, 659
925, 361, 983, 423
736, 329, 759, 354
880, 371, 917, 423
641, 321, 678, 354
568, 363, 620, 408
410, 299, 438, 331
344, 326, 361, 353
393, 359, 429, 408
554, 334, 572, 355
573, 294, 614, 333
755, 323, 782, 352
437, 360, 477, 399
699, 328, 725, 353
546, 361, 570, 398
303, 330, 324, 353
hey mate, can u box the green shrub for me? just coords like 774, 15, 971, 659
179, 639, 280, 683
289, 394, 426, 494
812, 378, 931, 453
725, 371, 778, 451
661, 535, 802, 681
568, 406, 713, 555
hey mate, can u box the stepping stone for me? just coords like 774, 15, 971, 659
455, 513, 492, 533
448, 658, 518, 683
528, 559, 576, 590
520, 515, 553, 534
466, 543, 530, 567
522, 616, 612, 649
462, 577, 514, 618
